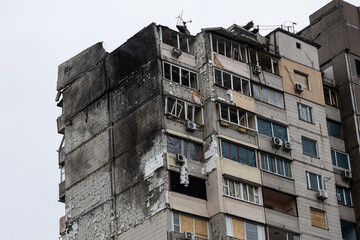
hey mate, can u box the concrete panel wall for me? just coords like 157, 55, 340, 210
170, 192, 208, 218
250, 71, 284, 91
223, 197, 265, 224
213, 53, 250, 79
261, 171, 296, 195
220, 158, 261, 185
265, 208, 300, 233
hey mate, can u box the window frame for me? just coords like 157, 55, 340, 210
331, 149, 350, 170
252, 83, 284, 109
306, 171, 323, 191
301, 137, 318, 157
165, 96, 204, 125
60, 165, 65, 182
324, 87, 339, 107
172, 212, 209, 238
163, 62, 198, 89
248, 48, 279, 75
260, 152, 292, 179
327, 119, 342, 139
297, 103, 313, 123
214, 68, 251, 96
294, 70, 310, 90
337, 186, 352, 207
211, 34, 248, 63
223, 177, 261, 205
257, 117, 289, 141
219, 103, 256, 130
220, 139, 257, 168
167, 135, 203, 162
310, 207, 327, 229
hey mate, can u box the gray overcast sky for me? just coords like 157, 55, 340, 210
0, 0, 358, 239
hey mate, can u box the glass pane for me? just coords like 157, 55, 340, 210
230, 143, 238, 162
331, 150, 336, 166
190, 72, 197, 89
181, 69, 190, 87
221, 140, 230, 159
229, 180, 235, 197
164, 63, 171, 80
242, 80, 250, 96
212, 36, 217, 52
261, 86, 268, 103
182, 140, 189, 159
276, 92, 284, 108
345, 189, 351, 206
215, 69, 222, 85
269, 157, 276, 173
318, 175, 323, 189
245, 222, 258, 240
220, 104, 228, 121
257, 118, 272, 137
233, 43, 239, 61
223, 72, 231, 89
168, 135, 181, 155
328, 120, 342, 138
242, 183, 248, 201
190, 142, 202, 161
308, 172, 319, 190
268, 89, 276, 106
240, 46, 247, 63
218, 38, 224, 55
273, 123, 288, 141
302, 138, 317, 157
276, 159, 282, 175
254, 188, 259, 204
330, 90, 338, 106
235, 182, 241, 199
239, 146, 248, 165
260, 153, 267, 170
336, 152, 349, 170
225, 41, 231, 58
284, 161, 290, 177
233, 76, 241, 91
300, 105, 308, 121
253, 84, 260, 100
172, 66, 180, 83
248, 149, 256, 167
248, 186, 254, 202
324, 88, 330, 105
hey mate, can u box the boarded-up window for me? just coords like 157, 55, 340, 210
294, 71, 309, 89
310, 208, 327, 229
226, 216, 265, 239
173, 212, 208, 239
233, 219, 245, 239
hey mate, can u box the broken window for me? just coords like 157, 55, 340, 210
294, 71, 309, 89
252, 83, 284, 108
214, 69, 251, 96
212, 35, 248, 63
302, 137, 318, 157
170, 171, 207, 200
263, 188, 297, 217
337, 186, 352, 206
306, 171, 323, 191
260, 152, 292, 178
327, 119, 342, 138
268, 227, 300, 240
225, 216, 265, 240
167, 135, 203, 161
249, 48, 279, 75
163, 62, 198, 89
297, 103, 313, 123
165, 96, 203, 124
324, 87, 339, 107
60, 165, 65, 182
223, 177, 260, 204
310, 208, 327, 229
257, 118, 288, 141
331, 149, 350, 170
221, 139, 257, 168
172, 212, 209, 239
219, 103, 256, 130
161, 27, 195, 54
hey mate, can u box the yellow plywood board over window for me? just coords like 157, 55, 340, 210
195, 218, 208, 238
310, 208, 326, 229
232, 219, 245, 239
180, 215, 194, 233
233, 91, 255, 113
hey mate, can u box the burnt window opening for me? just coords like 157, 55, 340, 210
163, 62, 198, 89
356, 59, 360, 76
249, 49, 279, 75
161, 27, 195, 54
165, 96, 203, 125
212, 35, 248, 63
296, 42, 301, 49
167, 135, 203, 161
263, 188, 297, 216
219, 103, 256, 130
214, 68, 251, 96
324, 87, 339, 107
170, 171, 207, 200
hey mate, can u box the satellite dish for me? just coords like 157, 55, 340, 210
176, 11, 192, 35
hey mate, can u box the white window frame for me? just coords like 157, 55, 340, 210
219, 103, 255, 130
324, 87, 339, 107
163, 62, 198, 89
172, 212, 209, 239
257, 117, 289, 141
60, 165, 65, 182
211, 35, 248, 63
252, 83, 284, 109
297, 103, 313, 123
225, 216, 265, 240
165, 96, 203, 124
214, 68, 251, 96
337, 186, 352, 206
260, 152, 292, 179
223, 177, 260, 205
306, 171, 323, 191
331, 149, 351, 170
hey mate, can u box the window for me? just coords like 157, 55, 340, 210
337, 186, 352, 206
219, 103, 256, 130
252, 83, 284, 108
260, 152, 292, 178
257, 118, 288, 141
306, 171, 323, 190
356, 59, 360, 76
249, 49, 279, 75
331, 149, 350, 170
302, 137, 318, 157
167, 135, 203, 161
297, 103, 313, 123
296, 42, 301, 49
310, 208, 327, 229
161, 27, 194, 54
165, 96, 203, 124
214, 69, 251, 96
294, 71, 309, 89
221, 139, 257, 167
163, 62, 197, 89
268, 227, 300, 240
263, 188, 297, 217
60, 165, 65, 182
327, 119, 342, 138
226, 216, 265, 240
172, 212, 209, 239
170, 171, 207, 200
223, 177, 260, 204
341, 220, 356, 240
324, 87, 339, 107
212, 35, 248, 63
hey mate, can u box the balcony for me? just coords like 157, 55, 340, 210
59, 181, 65, 203
57, 115, 65, 134
265, 208, 299, 233
168, 231, 208, 240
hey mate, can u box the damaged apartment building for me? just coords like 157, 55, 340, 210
56, 1, 359, 239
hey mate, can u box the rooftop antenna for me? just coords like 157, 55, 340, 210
176, 11, 192, 35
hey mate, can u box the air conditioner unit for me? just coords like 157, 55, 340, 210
283, 141, 292, 150
337, 193, 341, 202
317, 189, 328, 200
176, 154, 186, 164
342, 170, 352, 179
294, 83, 304, 93
184, 231, 195, 240
185, 121, 197, 131
252, 65, 262, 75
172, 47, 182, 58
272, 137, 283, 148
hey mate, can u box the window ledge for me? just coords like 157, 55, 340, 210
223, 195, 261, 206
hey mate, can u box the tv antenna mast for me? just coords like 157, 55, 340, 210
176, 11, 192, 35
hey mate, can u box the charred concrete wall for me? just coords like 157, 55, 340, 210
57, 23, 170, 239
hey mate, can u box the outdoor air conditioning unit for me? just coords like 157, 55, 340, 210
342, 170, 352, 179
185, 121, 197, 132
294, 83, 304, 93
283, 141, 292, 150
337, 193, 341, 202
184, 231, 195, 240
253, 65, 262, 75
172, 47, 182, 58
272, 137, 283, 148
176, 154, 186, 164
317, 189, 328, 200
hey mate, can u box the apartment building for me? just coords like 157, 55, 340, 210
56, 8, 356, 239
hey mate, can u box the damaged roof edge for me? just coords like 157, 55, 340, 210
266, 28, 321, 49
